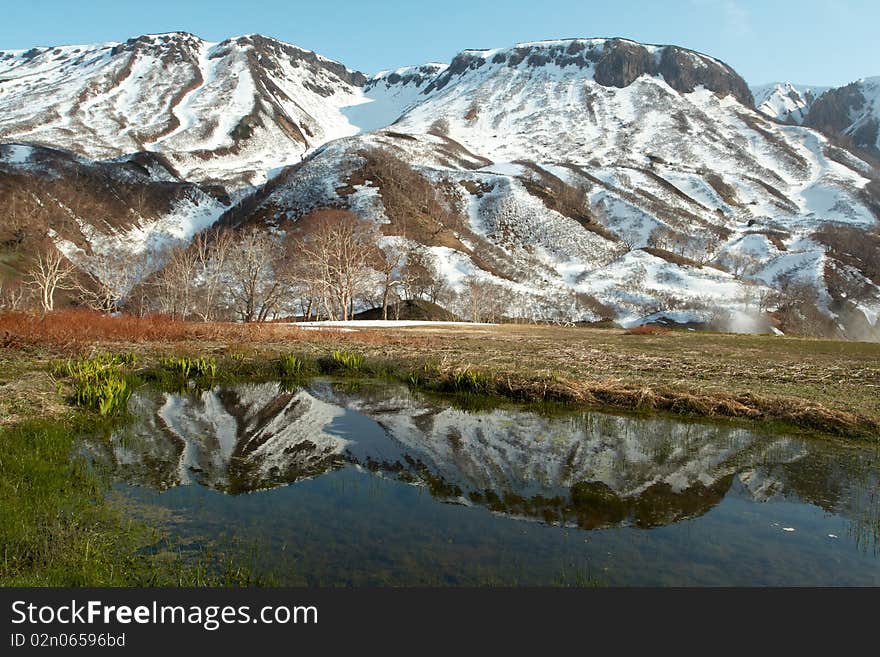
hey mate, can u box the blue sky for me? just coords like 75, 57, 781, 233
1, 0, 877, 85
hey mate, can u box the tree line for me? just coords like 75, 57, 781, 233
9, 208, 602, 324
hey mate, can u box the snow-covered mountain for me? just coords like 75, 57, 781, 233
751, 82, 829, 124
342, 63, 448, 132
230, 38, 880, 331
1, 32, 879, 333
0, 142, 229, 289
752, 79, 880, 162
804, 77, 880, 160
0, 33, 368, 186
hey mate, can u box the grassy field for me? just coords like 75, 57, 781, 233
1, 311, 879, 437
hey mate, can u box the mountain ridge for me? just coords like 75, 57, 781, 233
0, 32, 369, 186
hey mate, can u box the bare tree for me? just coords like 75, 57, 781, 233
400, 248, 439, 302
226, 227, 285, 322
0, 280, 26, 311
280, 243, 323, 320
76, 247, 149, 313
459, 275, 489, 323
375, 240, 406, 320
26, 247, 76, 313
292, 210, 381, 321
153, 242, 199, 319
191, 227, 235, 321
717, 251, 757, 278
775, 276, 832, 337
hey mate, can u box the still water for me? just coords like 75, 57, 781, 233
87, 380, 880, 585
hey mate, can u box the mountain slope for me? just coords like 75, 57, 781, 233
1, 33, 878, 334
226, 38, 880, 331
0, 142, 229, 298
751, 82, 829, 124
0, 33, 368, 186
803, 77, 880, 160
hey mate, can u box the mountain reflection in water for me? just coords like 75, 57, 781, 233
89, 380, 879, 539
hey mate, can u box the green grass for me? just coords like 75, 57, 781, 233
0, 417, 278, 586
51, 354, 138, 416
323, 350, 366, 373
0, 418, 145, 585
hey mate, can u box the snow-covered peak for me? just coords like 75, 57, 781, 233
751, 81, 829, 124
368, 62, 448, 87
344, 63, 449, 133
0, 32, 369, 187
803, 76, 880, 159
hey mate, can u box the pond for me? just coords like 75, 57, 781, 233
86, 379, 880, 586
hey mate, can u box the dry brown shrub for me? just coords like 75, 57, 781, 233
623, 325, 671, 336
0, 310, 431, 354
0, 311, 300, 348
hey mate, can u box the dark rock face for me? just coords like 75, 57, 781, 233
850, 117, 879, 158
423, 39, 754, 106
364, 64, 446, 93
594, 41, 656, 88
424, 51, 487, 93
110, 33, 203, 65
243, 34, 368, 88
593, 41, 753, 106
804, 83, 865, 135
804, 82, 878, 159
657, 47, 753, 107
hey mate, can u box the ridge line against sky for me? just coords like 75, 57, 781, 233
0, 0, 877, 86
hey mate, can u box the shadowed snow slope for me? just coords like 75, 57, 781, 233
0, 143, 230, 281
0, 33, 368, 186
804, 77, 880, 161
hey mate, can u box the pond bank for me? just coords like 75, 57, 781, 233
2, 317, 878, 439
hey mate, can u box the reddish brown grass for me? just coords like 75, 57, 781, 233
0, 311, 299, 349
623, 325, 671, 336
0, 310, 423, 352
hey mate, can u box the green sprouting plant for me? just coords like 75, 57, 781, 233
52, 354, 137, 416
278, 354, 304, 378
72, 372, 133, 416
405, 361, 439, 387
330, 350, 365, 371
51, 352, 137, 379
161, 357, 189, 378
161, 356, 218, 379
450, 368, 492, 393
197, 357, 218, 378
